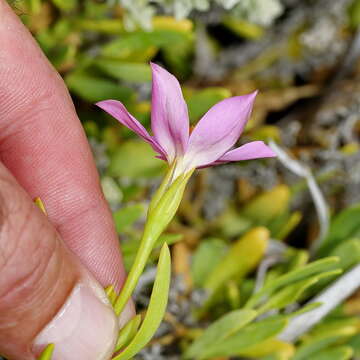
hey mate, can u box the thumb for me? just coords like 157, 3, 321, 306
0, 161, 118, 360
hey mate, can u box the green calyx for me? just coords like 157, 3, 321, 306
113, 166, 194, 316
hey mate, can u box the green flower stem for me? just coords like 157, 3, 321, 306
114, 168, 194, 316
148, 161, 176, 213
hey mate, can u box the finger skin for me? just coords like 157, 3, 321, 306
0, 161, 118, 360
0, 0, 125, 290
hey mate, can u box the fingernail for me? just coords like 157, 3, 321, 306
33, 283, 119, 360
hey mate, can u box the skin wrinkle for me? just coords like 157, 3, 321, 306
0, 2, 128, 358
0, 174, 34, 272
0, 217, 79, 358
0, 164, 77, 358
0, 203, 55, 304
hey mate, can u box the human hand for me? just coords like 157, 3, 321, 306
0, 1, 132, 359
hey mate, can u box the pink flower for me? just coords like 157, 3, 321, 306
96, 63, 276, 179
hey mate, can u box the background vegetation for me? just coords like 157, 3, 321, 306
7, 0, 360, 359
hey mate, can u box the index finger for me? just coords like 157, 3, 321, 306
0, 0, 126, 290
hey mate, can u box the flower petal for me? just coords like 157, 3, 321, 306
186, 92, 257, 168
96, 100, 165, 157
151, 63, 189, 162
216, 141, 277, 163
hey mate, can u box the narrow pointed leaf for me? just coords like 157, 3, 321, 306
184, 309, 257, 359
34, 197, 47, 215
257, 269, 341, 315
115, 315, 142, 352
105, 285, 117, 306
309, 346, 353, 360
245, 257, 340, 308
205, 227, 269, 294
37, 344, 54, 360
113, 243, 171, 360
200, 317, 288, 359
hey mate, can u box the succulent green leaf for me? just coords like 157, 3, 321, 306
34, 197, 47, 215
241, 185, 290, 225
293, 319, 359, 360
115, 314, 142, 352
349, 0, 360, 28
309, 239, 360, 294
309, 346, 353, 360
184, 309, 257, 359
95, 60, 152, 83
101, 30, 192, 62
66, 71, 134, 103
287, 302, 322, 318
348, 333, 360, 357
318, 203, 360, 256
105, 285, 117, 306
113, 204, 146, 234
204, 227, 269, 294
199, 317, 288, 359
185, 87, 231, 123
246, 257, 340, 308
257, 270, 341, 315
113, 243, 171, 360
191, 238, 228, 287
51, 0, 77, 11
37, 344, 55, 360
109, 141, 165, 179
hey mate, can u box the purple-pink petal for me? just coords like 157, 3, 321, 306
215, 141, 276, 164
186, 92, 257, 168
96, 100, 165, 157
150, 63, 189, 162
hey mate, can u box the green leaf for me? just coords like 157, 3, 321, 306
199, 317, 288, 359
66, 71, 134, 103
205, 227, 269, 294
51, 0, 77, 11
330, 238, 360, 270
38, 344, 54, 360
154, 233, 183, 248
115, 314, 142, 352
113, 243, 171, 360
245, 257, 340, 308
309, 239, 360, 294
75, 19, 124, 34
241, 185, 290, 225
95, 60, 152, 83
293, 319, 358, 360
257, 270, 341, 315
101, 30, 192, 62
309, 346, 353, 360
288, 302, 322, 318
223, 16, 264, 39
318, 203, 360, 256
217, 206, 253, 237
349, 0, 360, 28
191, 238, 227, 287
348, 333, 360, 357
184, 309, 257, 359
105, 284, 117, 306
113, 204, 146, 234
185, 87, 231, 122
109, 140, 165, 179
238, 338, 295, 358
34, 197, 47, 215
